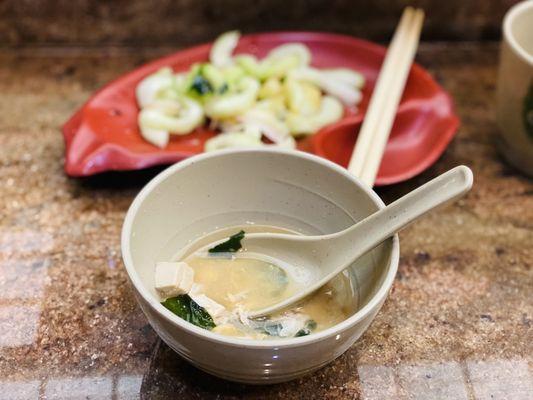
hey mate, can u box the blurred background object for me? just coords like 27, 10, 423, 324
496, 0, 533, 176
0, 0, 523, 47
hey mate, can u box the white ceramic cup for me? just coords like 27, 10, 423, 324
121, 149, 399, 384
496, 0, 533, 176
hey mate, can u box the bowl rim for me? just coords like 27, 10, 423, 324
504, 0, 533, 66
121, 148, 400, 349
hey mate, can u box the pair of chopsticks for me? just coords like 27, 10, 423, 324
348, 7, 425, 187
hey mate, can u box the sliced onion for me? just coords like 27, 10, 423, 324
318, 78, 362, 105
136, 67, 174, 108
139, 127, 169, 148
204, 77, 260, 119
138, 98, 204, 135
287, 96, 343, 135
210, 30, 240, 68
255, 96, 287, 119
289, 67, 362, 105
321, 68, 365, 88
204, 131, 262, 152
258, 77, 283, 99
240, 108, 290, 143
234, 55, 261, 77
284, 78, 321, 115
273, 135, 296, 149
267, 43, 311, 67
258, 56, 300, 80
135, 31, 366, 150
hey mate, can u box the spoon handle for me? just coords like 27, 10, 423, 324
247, 166, 473, 318
329, 166, 473, 267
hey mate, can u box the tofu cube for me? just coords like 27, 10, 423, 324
189, 291, 227, 323
155, 261, 194, 298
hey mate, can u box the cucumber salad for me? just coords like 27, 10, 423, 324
136, 31, 365, 150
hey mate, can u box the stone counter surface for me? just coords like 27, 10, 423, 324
0, 42, 531, 399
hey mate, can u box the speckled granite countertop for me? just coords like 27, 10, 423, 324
0, 42, 531, 399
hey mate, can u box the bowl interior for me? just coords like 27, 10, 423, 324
125, 149, 394, 334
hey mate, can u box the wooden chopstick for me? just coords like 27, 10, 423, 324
359, 8, 424, 186
347, 7, 415, 178
347, 7, 424, 187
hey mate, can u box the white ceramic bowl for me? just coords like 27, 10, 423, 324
121, 149, 399, 384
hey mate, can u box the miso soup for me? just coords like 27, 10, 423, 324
155, 225, 356, 340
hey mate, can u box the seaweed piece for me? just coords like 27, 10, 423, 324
190, 75, 214, 96
208, 230, 245, 253
255, 318, 317, 338
295, 320, 317, 337
218, 83, 229, 94
161, 295, 215, 330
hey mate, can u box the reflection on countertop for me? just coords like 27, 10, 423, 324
0, 42, 531, 399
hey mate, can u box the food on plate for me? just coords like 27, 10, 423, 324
157, 227, 356, 340
136, 31, 365, 150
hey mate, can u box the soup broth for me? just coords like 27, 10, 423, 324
186, 254, 296, 312
157, 225, 356, 339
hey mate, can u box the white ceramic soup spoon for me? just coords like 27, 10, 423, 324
242, 165, 473, 318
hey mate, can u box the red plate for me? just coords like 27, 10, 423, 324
63, 32, 459, 184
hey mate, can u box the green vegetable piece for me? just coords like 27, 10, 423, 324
161, 295, 215, 330
295, 320, 317, 337
208, 230, 245, 253
190, 75, 214, 96
202, 64, 226, 89
219, 83, 229, 94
